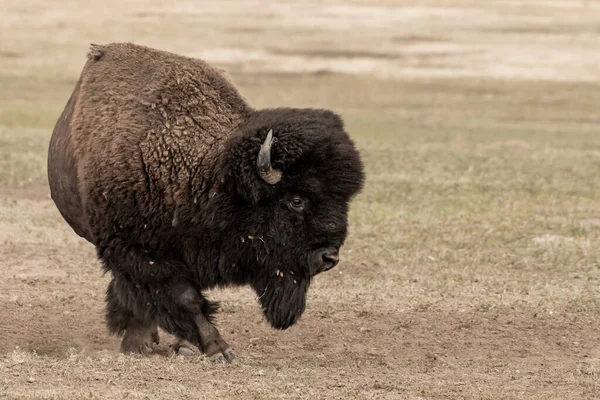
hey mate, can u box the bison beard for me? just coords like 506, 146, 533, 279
255, 272, 310, 330
47, 43, 364, 362
248, 232, 324, 330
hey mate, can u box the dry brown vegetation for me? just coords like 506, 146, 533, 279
1, 0, 600, 399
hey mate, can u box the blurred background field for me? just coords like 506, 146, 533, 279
1, 1, 600, 399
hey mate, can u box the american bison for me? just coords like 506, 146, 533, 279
47, 43, 364, 362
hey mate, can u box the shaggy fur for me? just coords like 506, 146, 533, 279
48, 43, 364, 356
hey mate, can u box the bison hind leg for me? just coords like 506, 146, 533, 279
120, 319, 160, 356
105, 277, 160, 355
105, 279, 130, 336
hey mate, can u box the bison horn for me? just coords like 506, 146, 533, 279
257, 129, 282, 185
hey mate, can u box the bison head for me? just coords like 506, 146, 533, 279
221, 108, 364, 329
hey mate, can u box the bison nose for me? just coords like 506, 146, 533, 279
319, 247, 339, 272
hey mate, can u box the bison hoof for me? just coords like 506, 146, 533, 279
178, 346, 196, 357
121, 342, 153, 356
120, 339, 155, 356
208, 348, 235, 364
169, 338, 198, 357
120, 323, 159, 356
204, 343, 236, 364
223, 347, 236, 363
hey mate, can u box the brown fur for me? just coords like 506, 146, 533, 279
62, 43, 251, 241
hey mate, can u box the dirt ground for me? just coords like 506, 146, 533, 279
2, 0, 600, 399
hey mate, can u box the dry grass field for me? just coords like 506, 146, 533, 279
1, 0, 600, 398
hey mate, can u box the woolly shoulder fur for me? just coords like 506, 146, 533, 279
71, 43, 252, 242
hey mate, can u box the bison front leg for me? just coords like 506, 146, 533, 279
169, 315, 233, 363
196, 312, 235, 363
100, 247, 232, 361
169, 284, 235, 363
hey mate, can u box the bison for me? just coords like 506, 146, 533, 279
47, 43, 364, 362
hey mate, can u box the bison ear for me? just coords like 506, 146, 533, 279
223, 128, 284, 204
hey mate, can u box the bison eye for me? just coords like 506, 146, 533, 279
290, 196, 304, 212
